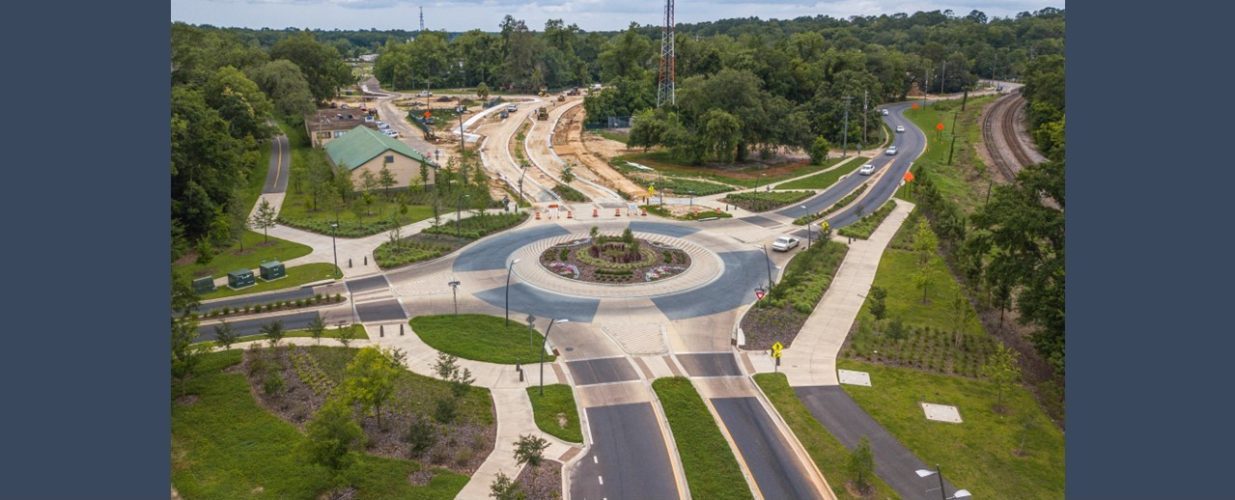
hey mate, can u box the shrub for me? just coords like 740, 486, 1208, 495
263, 371, 284, 395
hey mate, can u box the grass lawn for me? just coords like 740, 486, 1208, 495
722, 190, 815, 212
637, 176, 735, 196
776, 157, 867, 190
172, 350, 469, 500
902, 96, 997, 214
421, 212, 528, 240
838, 200, 897, 240
195, 324, 369, 348
754, 373, 898, 499
590, 129, 629, 144
174, 230, 313, 279
837, 360, 1064, 499
526, 385, 583, 443
200, 263, 339, 300
409, 314, 555, 365
614, 152, 849, 188
651, 378, 751, 500
859, 247, 983, 335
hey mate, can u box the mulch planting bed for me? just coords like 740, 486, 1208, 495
516, 460, 563, 500
540, 235, 690, 285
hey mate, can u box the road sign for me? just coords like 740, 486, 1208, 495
648, 185, 656, 196
424, 111, 432, 119
936, 122, 945, 132
771, 341, 784, 358
904, 171, 915, 183
755, 287, 766, 300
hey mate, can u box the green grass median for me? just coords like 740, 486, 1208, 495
652, 377, 751, 500
409, 314, 554, 365
526, 385, 583, 443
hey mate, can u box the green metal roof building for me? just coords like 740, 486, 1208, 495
324, 126, 438, 189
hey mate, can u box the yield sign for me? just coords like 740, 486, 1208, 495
755, 288, 767, 300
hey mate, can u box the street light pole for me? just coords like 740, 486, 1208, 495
330, 222, 339, 278
916, 465, 971, 500
517, 163, 528, 213
801, 205, 811, 249
505, 259, 521, 327
455, 194, 469, 237
762, 244, 774, 287
540, 318, 569, 395
448, 278, 461, 315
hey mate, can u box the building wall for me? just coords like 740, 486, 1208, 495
350, 151, 435, 190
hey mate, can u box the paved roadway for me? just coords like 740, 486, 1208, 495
195, 311, 321, 340
675, 352, 742, 377
778, 102, 925, 227
565, 357, 640, 386
712, 397, 824, 500
193, 286, 316, 315
796, 386, 959, 500
262, 134, 290, 193
571, 403, 680, 500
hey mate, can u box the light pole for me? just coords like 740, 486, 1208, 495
517, 163, 528, 212
505, 258, 521, 327
540, 318, 568, 395
761, 243, 774, 287
916, 466, 971, 500
447, 278, 461, 315
330, 222, 340, 278
456, 193, 470, 237
526, 314, 537, 354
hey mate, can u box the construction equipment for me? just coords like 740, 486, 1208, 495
537, 107, 549, 120
557, 94, 566, 102
537, 87, 548, 97
567, 87, 581, 96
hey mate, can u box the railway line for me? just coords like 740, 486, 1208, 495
982, 89, 1042, 181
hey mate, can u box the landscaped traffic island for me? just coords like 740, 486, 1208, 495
539, 227, 691, 284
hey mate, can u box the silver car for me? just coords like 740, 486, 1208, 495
885, 146, 898, 156
859, 163, 876, 176
882, 109, 890, 116
896, 125, 905, 133
772, 236, 800, 252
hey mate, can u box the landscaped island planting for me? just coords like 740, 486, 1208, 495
539, 227, 691, 284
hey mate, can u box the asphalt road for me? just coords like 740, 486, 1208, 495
353, 298, 406, 323
474, 282, 601, 323
345, 274, 391, 294
193, 286, 316, 314
628, 220, 701, 238
777, 102, 924, 224
195, 311, 321, 340
675, 352, 742, 377
711, 397, 823, 500
262, 134, 289, 194
566, 357, 640, 386
651, 250, 767, 320
572, 403, 679, 500
795, 386, 958, 500
453, 224, 570, 272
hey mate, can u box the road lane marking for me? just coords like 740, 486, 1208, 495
593, 456, 598, 464
598, 475, 604, 485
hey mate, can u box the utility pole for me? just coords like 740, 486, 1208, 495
940, 61, 947, 95
862, 89, 868, 147
841, 95, 851, 157
922, 65, 929, 109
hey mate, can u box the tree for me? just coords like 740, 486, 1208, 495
434, 352, 461, 380
982, 343, 1022, 412
868, 286, 888, 321
213, 320, 238, 350
419, 161, 431, 191
261, 320, 285, 348
171, 316, 202, 396
378, 164, 397, 199
886, 316, 907, 340
513, 434, 549, 471
337, 323, 354, 348
204, 66, 274, 141
476, 82, 491, 101
405, 417, 437, 456
251, 198, 277, 243
248, 59, 316, 120
302, 396, 364, 474
913, 219, 939, 266
308, 315, 327, 345
343, 347, 400, 428
561, 162, 575, 184
489, 472, 526, 500
912, 267, 933, 304
809, 136, 831, 164
847, 437, 875, 494
361, 191, 376, 218
270, 32, 353, 103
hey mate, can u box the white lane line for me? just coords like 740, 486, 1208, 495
593, 455, 598, 464
598, 475, 604, 485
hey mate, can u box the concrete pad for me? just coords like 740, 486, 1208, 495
692, 376, 756, 399
575, 381, 652, 407
837, 369, 871, 387
637, 355, 678, 379
921, 402, 963, 423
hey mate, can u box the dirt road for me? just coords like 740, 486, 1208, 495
524, 98, 624, 202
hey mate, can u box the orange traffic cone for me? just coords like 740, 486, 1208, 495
567, 210, 573, 219
535, 210, 541, 220
593, 207, 599, 218
615, 208, 621, 217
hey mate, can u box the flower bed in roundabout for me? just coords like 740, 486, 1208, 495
539, 227, 692, 284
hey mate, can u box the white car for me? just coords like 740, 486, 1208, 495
859, 163, 876, 176
506, 104, 518, 112
384, 130, 399, 138
881, 109, 890, 116
896, 125, 905, 133
885, 146, 898, 156
771, 236, 800, 252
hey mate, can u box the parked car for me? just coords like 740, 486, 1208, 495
772, 235, 800, 252
896, 125, 905, 133
859, 163, 876, 176
364, 115, 375, 123
507, 104, 518, 112
384, 130, 399, 138
340, 103, 350, 109
885, 146, 898, 155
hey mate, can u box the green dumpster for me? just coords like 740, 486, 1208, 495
260, 260, 286, 280
192, 276, 215, 294
227, 269, 256, 289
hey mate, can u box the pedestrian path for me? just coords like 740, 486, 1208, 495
775, 200, 914, 386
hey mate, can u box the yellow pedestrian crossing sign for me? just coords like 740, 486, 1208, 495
648, 184, 656, 196
771, 341, 784, 358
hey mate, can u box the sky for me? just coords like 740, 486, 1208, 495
171, 0, 1063, 32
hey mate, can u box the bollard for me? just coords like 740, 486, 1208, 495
567, 210, 573, 219
349, 258, 353, 268
380, 325, 384, 337
400, 324, 404, 336
535, 210, 541, 220
364, 256, 368, 266
641, 207, 647, 216
593, 207, 598, 218
615, 208, 621, 217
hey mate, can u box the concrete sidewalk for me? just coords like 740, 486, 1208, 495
776, 200, 914, 386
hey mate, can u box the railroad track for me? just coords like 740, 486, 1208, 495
983, 89, 1038, 181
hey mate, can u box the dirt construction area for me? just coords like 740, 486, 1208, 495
552, 103, 645, 199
